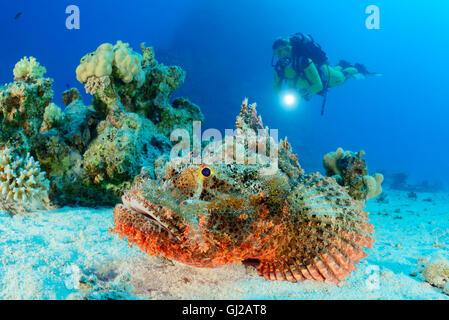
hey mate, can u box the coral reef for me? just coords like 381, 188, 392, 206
83, 110, 171, 186
80, 42, 200, 138
62, 41, 202, 205
0, 42, 203, 209
0, 58, 53, 155
112, 100, 374, 283
323, 147, 383, 202
33, 88, 102, 205
0, 146, 49, 213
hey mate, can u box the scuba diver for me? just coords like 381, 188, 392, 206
272, 33, 382, 115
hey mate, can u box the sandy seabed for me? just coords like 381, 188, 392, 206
1, 189, 448, 300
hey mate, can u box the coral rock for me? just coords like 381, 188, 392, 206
40, 103, 63, 133
0, 64, 53, 154
423, 258, 449, 290
62, 88, 82, 106
83, 110, 171, 186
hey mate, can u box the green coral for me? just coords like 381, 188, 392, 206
157, 98, 204, 137
41, 103, 63, 133
0, 60, 53, 154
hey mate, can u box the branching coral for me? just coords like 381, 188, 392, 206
13, 57, 47, 82
323, 147, 383, 202
84, 76, 111, 96
0, 146, 49, 213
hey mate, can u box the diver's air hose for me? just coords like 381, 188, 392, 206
320, 65, 331, 116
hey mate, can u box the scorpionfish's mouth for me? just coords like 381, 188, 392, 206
115, 191, 184, 241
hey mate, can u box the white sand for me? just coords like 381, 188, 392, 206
1, 189, 448, 300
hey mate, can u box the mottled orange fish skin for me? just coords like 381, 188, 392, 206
112, 192, 282, 268
111, 100, 375, 283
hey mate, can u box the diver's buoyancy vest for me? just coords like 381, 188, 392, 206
290, 33, 328, 70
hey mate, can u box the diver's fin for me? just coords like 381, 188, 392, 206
337, 59, 353, 69
256, 173, 374, 283
354, 62, 383, 77
353, 72, 383, 79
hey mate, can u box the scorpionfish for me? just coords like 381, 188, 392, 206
112, 99, 374, 283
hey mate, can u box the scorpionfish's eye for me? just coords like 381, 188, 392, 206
198, 166, 214, 180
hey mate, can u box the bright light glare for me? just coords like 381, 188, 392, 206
283, 94, 296, 105
281, 92, 300, 110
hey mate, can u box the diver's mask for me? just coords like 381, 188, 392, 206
272, 55, 292, 73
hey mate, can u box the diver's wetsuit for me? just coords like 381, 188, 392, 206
273, 34, 375, 100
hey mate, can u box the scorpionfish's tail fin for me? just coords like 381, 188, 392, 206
257, 172, 375, 283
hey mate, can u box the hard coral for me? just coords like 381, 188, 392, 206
0, 61, 53, 154
83, 110, 171, 185
0, 146, 49, 213
423, 258, 449, 291
85, 76, 111, 96
363, 173, 384, 200
40, 103, 63, 133
76, 41, 145, 95
156, 98, 204, 137
323, 147, 383, 203
13, 57, 47, 82
1, 42, 203, 207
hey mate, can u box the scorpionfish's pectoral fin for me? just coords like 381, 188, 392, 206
257, 173, 375, 283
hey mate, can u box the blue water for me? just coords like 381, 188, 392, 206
1, 0, 448, 185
